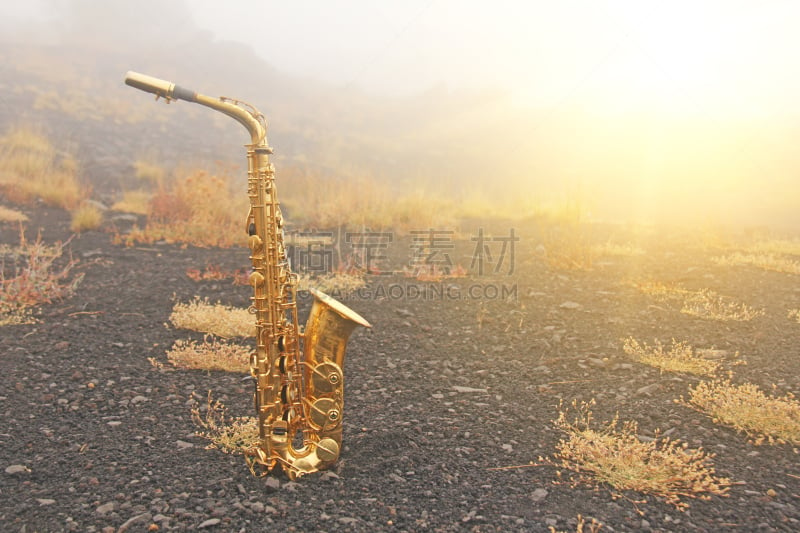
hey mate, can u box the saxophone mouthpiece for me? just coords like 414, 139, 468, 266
124, 71, 197, 103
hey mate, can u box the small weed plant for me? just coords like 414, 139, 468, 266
70, 202, 103, 233
111, 189, 151, 215
165, 335, 252, 373
684, 380, 800, 445
192, 393, 259, 455
622, 337, 722, 376
547, 399, 730, 511
169, 297, 254, 338
1, 230, 83, 325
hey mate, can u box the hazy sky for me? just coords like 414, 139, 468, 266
183, 0, 800, 116
3, 0, 799, 114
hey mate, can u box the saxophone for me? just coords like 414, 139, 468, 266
124, 71, 371, 479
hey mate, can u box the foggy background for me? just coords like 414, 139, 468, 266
0, 0, 798, 229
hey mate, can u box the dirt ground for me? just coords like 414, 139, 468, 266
1, 199, 800, 532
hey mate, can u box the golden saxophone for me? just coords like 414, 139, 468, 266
124, 71, 371, 479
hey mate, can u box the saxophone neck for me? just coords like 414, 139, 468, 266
124, 71, 267, 145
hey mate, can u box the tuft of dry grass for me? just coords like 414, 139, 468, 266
549, 515, 603, 533
70, 203, 103, 233
185, 263, 248, 284
789, 309, 800, 323
296, 272, 367, 295
0, 127, 88, 210
621, 337, 722, 376
633, 280, 691, 300
591, 242, 645, 258
713, 252, 800, 275
122, 169, 249, 248
743, 238, 800, 257
548, 399, 730, 511
192, 393, 260, 455
165, 335, 252, 373
134, 159, 167, 187
634, 281, 764, 322
168, 297, 254, 338
680, 289, 764, 322
0, 205, 28, 223
683, 380, 800, 445
1, 231, 83, 325
111, 189, 151, 215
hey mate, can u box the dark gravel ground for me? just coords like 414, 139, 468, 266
1, 203, 800, 533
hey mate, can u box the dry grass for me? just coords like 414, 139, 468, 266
591, 242, 645, 258
683, 380, 800, 445
134, 159, 167, 187
120, 169, 249, 248
165, 335, 251, 373
296, 272, 367, 294
192, 393, 259, 455
633, 280, 691, 300
280, 166, 457, 234
185, 264, 248, 284
680, 289, 765, 322
548, 399, 730, 510
0, 231, 83, 325
549, 515, 603, 533
168, 297, 254, 338
789, 309, 800, 323
0, 205, 28, 223
70, 203, 103, 233
634, 281, 764, 322
743, 238, 800, 257
713, 252, 800, 275
621, 338, 722, 377
0, 127, 87, 210
111, 189, 151, 215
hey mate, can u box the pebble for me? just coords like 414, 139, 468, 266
198, 518, 221, 528
118, 512, 152, 532
176, 440, 194, 449
636, 383, 660, 396
250, 501, 265, 513
452, 386, 487, 393
96, 502, 115, 514
530, 488, 548, 502
5, 464, 30, 474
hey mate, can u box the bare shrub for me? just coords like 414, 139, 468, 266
622, 337, 722, 376
168, 297, 254, 338
546, 399, 730, 510
0, 231, 83, 324
165, 335, 251, 373
684, 380, 800, 445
